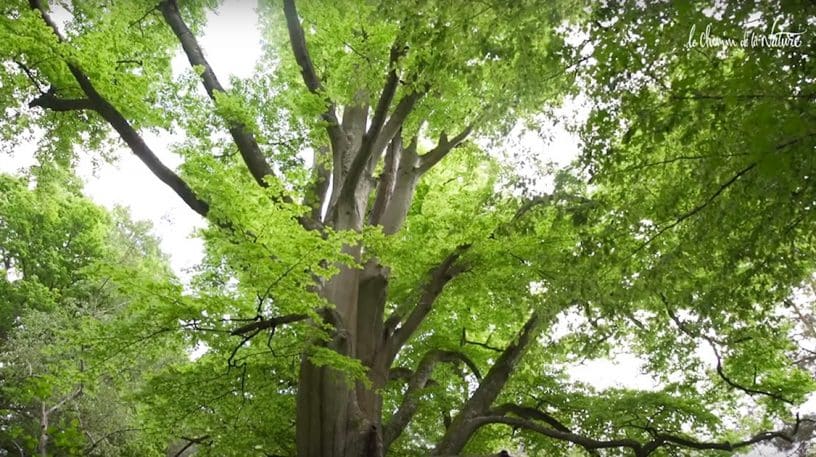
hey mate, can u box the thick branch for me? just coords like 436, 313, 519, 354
282, 0, 345, 153
366, 44, 405, 146
28, 1, 210, 218
28, 91, 93, 112
417, 125, 474, 174
386, 243, 472, 364
490, 403, 571, 434
384, 349, 482, 449
159, 0, 276, 190
434, 312, 542, 455
339, 90, 422, 207
369, 133, 401, 225
230, 313, 308, 336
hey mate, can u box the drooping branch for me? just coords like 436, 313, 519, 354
474, 415, 642, 453
27, 0, 210, 218
434, 312, 542, 455
383, 349, 482, 449
159, 0, 277, 190
282, 0, 345, 154
417, 125, 474, 174
470, 413, 799, 457
385, 243, 472, 364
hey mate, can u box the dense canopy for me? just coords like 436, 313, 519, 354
1, 1, 814, 456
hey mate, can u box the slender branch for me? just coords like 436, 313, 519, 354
660, 293, 794, 404
461, 328, 502, 353
230, 313, 308, 336
386, 243, 472, 364
636, 161, 757, 252
173, 435, 211, 457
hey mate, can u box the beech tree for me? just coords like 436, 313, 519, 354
1, 1, 814, 456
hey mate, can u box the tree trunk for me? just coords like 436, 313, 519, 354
295, 262, 390, 457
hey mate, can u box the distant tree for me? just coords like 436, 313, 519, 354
0, 167, 181, 456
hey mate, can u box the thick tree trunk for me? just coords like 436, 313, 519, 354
295, 263, 389, 457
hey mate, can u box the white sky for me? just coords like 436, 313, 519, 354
1, 3, 811, 449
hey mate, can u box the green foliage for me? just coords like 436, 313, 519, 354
1, 0, 815, 456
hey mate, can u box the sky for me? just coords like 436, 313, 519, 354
1, 3, 811, 450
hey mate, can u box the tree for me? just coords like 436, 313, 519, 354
1, 1, 814, 456
0, 167, 182, 456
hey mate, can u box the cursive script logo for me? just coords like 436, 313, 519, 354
687, 18, 804, 49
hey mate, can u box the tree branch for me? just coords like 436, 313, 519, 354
489, 403, 571, 434
159, 0, 277, 190
28, 0, 210, 218
28, 91, 93, 112
636, 161, 757, 252
386, 243, 472, 364
660, 293, 794, 404
417, 125, 474, 174
384, 349, 482, 449
230, 313, 308, 336
338, 90, 422, 208
368, 133, 401, 225
282, 0, 345, 153
434, 312, 542, 455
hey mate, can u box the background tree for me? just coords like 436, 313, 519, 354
1, 0, 814, 456
0, 166, 183, 456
